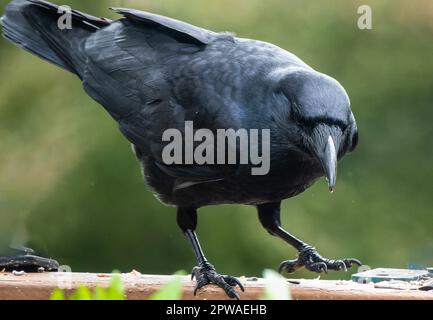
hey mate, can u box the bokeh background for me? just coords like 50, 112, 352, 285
0, 0, 432, 280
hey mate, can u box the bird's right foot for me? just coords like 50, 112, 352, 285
191, 262, 245, 299
279, 245, 362, 274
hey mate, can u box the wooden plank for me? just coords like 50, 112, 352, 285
0, 271, 432, 300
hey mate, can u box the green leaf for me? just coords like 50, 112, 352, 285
71, 286, 93, 300
106, 274, 125, 300
149, 271, 186, 300
261, 269, 291, 300
50, 288, 66, 300
93, 286, 108, 300
49, 271, 126, 301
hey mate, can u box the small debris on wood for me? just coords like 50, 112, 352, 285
129, 269, 142, 276
12, 270, 25, 276
96, 274, 111, 278
374, 277, 433, 291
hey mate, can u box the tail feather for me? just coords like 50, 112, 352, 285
0, 0, 111, 77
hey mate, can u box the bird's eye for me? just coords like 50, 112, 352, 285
349, 131, 358, 152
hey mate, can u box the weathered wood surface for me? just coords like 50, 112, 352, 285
0, 272, 432, 300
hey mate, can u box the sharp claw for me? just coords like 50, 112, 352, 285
224, 276, 245, 292
194, 279, 206, 296
191, 265, 243, 299
236, 280, 245, 292
350, 258, 363, 266
191, 266, 200, 280
232, 290, 240, 300
341, 261, 348, 272
222, 284, 240, 300
342, 258, 362, 269
279, 259, 301, 274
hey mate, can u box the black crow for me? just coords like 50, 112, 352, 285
1, 0, 361, 299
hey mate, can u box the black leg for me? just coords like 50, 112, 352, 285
0, 246, 59, 272
177, 207, 244, 299
257, 202, 361, 274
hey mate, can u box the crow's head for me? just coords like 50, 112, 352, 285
279, 68, 358, 192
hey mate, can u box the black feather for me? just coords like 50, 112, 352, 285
1, 0, 357, 207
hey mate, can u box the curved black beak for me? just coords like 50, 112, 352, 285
321, 135, 337, 193
309, 128, 339, 193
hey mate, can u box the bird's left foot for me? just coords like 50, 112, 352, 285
279, 245, 362, 274
191, 262, 245, 299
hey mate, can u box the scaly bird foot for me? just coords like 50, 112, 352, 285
0, 247, 59, 272
279, 245, 362, 274
191, 262, 244, 299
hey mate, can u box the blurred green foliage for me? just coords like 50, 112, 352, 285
50, 270, 291, 300
149, 271, 186, 300
261, 269, 291, 300
50, 273, 125, 300
0, 0, 432, 281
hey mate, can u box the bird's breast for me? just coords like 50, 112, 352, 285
144, 152, 324, 207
